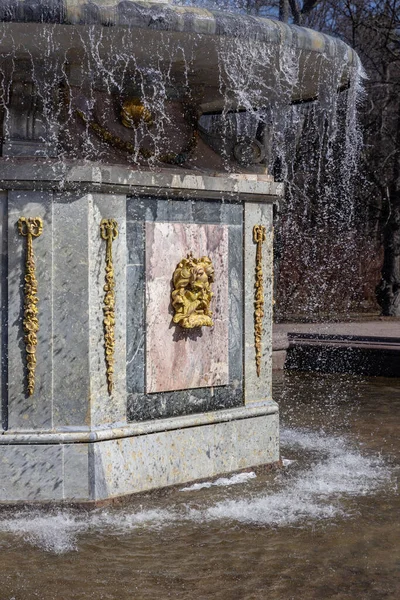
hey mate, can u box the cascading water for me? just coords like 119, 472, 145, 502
173, 0, 370, 317
0, 3, 397, 598
0, 1, 368, 330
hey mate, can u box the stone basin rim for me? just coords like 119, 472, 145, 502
0, 1, 359, 108
0, 0, 356, 53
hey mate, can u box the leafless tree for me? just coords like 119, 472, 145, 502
274, 0, 400, 315
302, 0, 400, 315
241, 0, 322, 22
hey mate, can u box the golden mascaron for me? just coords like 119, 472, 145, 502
172, 254, 214, 329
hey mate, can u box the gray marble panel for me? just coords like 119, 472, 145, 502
127, 197, 242, 226
0, 192, 7, 430
8, 191, 53, 430
228, 224, 243, 385
127, 385, 242, 422
153, 199, 194, 223
0, 444, 63, 502
126, 197, 158, 222
244, 202, 274, 404
88, 194, 127, 426
63, 443, 90, 501
126, 265, 145, 395
127, 221, 144, 266
191, 199, 222, 224
52, 193, 90, 427
221, 202, 243, 226
126, 196, 244, 421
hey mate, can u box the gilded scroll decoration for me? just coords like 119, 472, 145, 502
76, 98, 198, 166
253, 224, 266, 377
100, 219, 118, 395
120, 98, 154, 128
172, 253, 214, 329
18, 217, 43, 396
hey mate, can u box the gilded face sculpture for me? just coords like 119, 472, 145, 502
171, 254, 214, 329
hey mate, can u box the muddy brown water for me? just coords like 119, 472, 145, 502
0, 372, 399, 600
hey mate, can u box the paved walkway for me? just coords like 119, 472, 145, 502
274, 319, 400, 348
272, 319, 400, 374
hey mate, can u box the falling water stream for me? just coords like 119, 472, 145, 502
0, 372, 398, 599
0, 3, 396, 598
0, 0, 367, 316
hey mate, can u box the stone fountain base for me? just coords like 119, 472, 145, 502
0, 161, 282, 504
1, 406, 279, 503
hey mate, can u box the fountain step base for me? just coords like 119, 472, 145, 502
0, 406, 279, 504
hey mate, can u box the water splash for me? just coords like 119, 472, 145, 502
180, 471, 257, 492
0, 508, 175, 554
0, 426, 391, 553
191, 426, 390, 526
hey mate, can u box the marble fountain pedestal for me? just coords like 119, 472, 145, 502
0, 0, 357, 504
0, 163, 282, 504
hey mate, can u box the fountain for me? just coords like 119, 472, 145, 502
0, 0, 359, 504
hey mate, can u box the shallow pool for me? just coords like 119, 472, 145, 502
1, 372, 399, 599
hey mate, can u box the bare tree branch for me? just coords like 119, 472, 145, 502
301, 0, 322, 16
288, 0, 301, 24
279, 0, 290, 22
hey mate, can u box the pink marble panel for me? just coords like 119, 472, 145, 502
146, 222, 229, 393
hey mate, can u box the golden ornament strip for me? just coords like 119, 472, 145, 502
253, 224, 266, 378
18, 217, 43, 396
100, 219, 118, 395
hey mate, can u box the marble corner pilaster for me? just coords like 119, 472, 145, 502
7, 191, 53, 430
244, 202, 274, 405
0, 191, 7, 430
88, 193, 127, 427
52, 193, 90, 427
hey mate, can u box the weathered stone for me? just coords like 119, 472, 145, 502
0, 167, 281, 504
8, 191, 53, 430
0, 191, 7, 430
244, 202, 274, 404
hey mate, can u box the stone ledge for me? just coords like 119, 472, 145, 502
0, 401, 278, 444
0, 159, 284, 201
